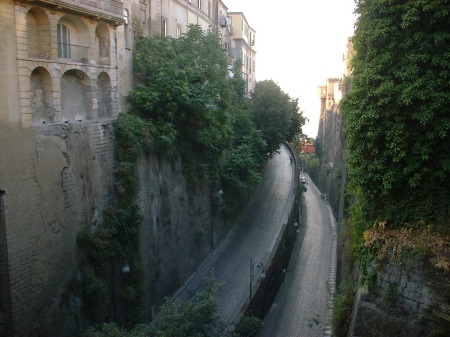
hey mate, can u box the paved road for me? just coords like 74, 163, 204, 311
260, 175, 337, 337
174, 144, 296, 325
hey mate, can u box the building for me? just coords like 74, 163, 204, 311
228, 12, 256, 95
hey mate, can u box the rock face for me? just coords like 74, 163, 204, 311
0, 121, 212, 336
316, 105, 346, 228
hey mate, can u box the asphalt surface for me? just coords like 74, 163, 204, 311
174, 144, 296, 325
260, 174, 337, 337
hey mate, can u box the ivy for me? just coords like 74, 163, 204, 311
342, 0, 450, 228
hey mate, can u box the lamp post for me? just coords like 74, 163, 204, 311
250, 259, 264, 301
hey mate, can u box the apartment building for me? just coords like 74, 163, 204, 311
227, 12, 256, 95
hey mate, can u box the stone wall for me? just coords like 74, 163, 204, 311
137, 156, 212, 321
316, 106, 346, 224
0, 120, 214, 336
351, 256, 447, 337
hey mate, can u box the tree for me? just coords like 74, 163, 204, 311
342, 0, 450, 227
250, 80, 305, 156
130, 25, 269, 214
221, 62, 267, 209
85, 276, 225, 337
131, 25, 233, 184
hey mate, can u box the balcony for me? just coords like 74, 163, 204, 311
31, 0, 124, 24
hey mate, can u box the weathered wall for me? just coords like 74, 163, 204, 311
316, 105, 346, 226
137, 156, 212, 321
350, 256, 446, 336
0, 120, 214, 336
0, 121, 116, 336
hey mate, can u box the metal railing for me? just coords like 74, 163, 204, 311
58, 43, 88, 63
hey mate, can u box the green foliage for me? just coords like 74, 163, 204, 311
86, 276, 224, 337
250, 80, 305, 156
81, 273, 107, 313
233, 315, 263, 337
332, 281, 354, 337
131, 25, 233, 185
342, 0, 450, 227
314, 137, 323, 163
382, 282, 398, 308
303, 155, 320, 185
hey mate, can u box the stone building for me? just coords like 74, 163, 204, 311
0, 0, 253, 336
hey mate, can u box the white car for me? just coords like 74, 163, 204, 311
300, 177, 307, 184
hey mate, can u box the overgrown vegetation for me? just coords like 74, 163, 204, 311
342, 0, 450, 229
232, 315, 264, 337
86, 276, 225, 337
337, 1, 450, 335
77, 112, 151, 322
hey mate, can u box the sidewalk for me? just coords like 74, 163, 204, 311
173, 145, 297, 325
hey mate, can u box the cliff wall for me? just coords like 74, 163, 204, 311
0, 121, 212, 336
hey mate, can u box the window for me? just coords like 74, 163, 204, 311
176, 25, 182, 38
124, 9, 130, 48
161, 18, 167, 36
57, 23, 71, 58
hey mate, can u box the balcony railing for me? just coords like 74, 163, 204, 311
58, 43, 88, 63
34, 0, 124, 23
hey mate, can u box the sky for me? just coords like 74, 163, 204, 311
224, 0, 357, 138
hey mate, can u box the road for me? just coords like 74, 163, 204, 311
174, 144, 296, 325
260, 174, 337, 337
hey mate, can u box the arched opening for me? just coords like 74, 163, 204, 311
97, 72, 112, 118
96, 23, 110, 65
60, 70, 91, 121
26, 7, 50, 59
123, 9, 130, 48
30, 67, 54, 123
57, 16, 90, 63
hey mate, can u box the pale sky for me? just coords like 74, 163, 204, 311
224, 0, 356, 138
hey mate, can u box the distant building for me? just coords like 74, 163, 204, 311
228, 12, 256, 96
303, 142, 316, 155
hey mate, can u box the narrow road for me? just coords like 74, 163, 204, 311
260, 175, 337, 337
174, 144, 296, 324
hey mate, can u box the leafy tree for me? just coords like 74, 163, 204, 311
130, 25, 269, 216
342, 0, 450, 228
250, 80, 305, 156
221, 62, 267, 208
131, 25, 233, 184
85, 276, 224, 337
314, 137, 323, 163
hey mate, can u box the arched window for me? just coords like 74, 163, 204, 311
97, 72, 112, 118
57, 23, 71, 59
96, 24, 110, 65
60, 70, 91, 121
57, 16, 89, 62
26, 7, 50, 59
30, 67, 54, 123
